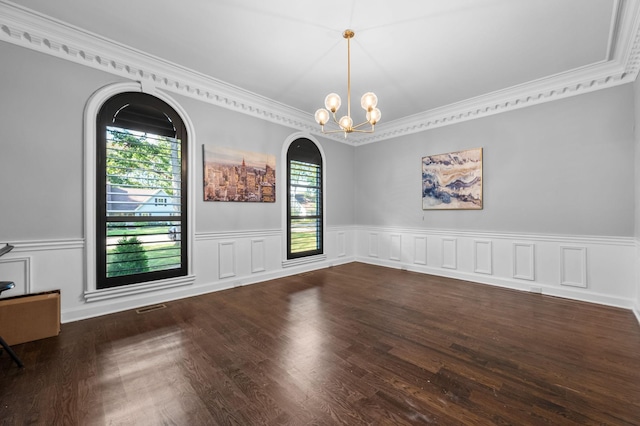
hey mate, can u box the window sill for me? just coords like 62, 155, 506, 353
281, 254, 326, 268
84, 274, 195, 302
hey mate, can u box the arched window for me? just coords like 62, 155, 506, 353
96, 92, 188, 289
287, 138, 323, 259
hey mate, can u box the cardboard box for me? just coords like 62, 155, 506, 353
0, 290, 60, 346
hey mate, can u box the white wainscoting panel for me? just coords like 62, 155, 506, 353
368, 233, 379, 258
3, 229, 356, 323
3, 228, 634, 325
513, 243, 535, 281
560, 246, 587, 288
355, 227, 636, 311
414, 236, 427, 265
2, 239, 85, 319
0, 257, 31, 297
390, 234, 402, 261
442, 238, 457, 269
251, 239, 266, 273
218, 241, 236, 279
337, 232, 346, 257
474, 240, 493, 275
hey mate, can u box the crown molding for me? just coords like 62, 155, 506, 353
0, 1, 323, 136
355, 0, 640, 145
1, 0, 639, 146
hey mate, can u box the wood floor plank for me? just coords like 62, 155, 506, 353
2, 262, 639, 425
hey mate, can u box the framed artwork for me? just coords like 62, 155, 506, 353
203, 145, 276, 202
422, 148, 483, 210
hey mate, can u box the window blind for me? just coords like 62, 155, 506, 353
288, 159, 322, 256
104, 127, 183, 280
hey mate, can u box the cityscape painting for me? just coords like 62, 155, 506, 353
422, 148, 483, 210
203, 145, 276, 202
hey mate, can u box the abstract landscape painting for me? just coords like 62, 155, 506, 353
422, 148, 483, 210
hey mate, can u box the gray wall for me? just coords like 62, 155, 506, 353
355, 85, 635, 237
0, 41, 355, 244
0, 42, 126, 240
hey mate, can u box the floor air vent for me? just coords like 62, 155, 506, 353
136, 304, 167, 314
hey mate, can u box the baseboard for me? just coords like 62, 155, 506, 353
633, 305, 640, 328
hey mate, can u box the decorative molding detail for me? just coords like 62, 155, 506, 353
337, 232, 346, 257
356, 0, 640, 145
390, 234, 402, 261
513, 243, 536, 281
0, 256, 31, 296
474, 240, 493, 275
368, 233, 379, 258
1, 1, 640, 145
0, 2, 325, 140
442, 238, 457, 269
414, 236, 427, 265
218, 241, 236, 279
251, 239, 266, 274
560, 246, 588, 288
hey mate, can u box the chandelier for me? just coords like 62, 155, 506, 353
314, 29, 381, 137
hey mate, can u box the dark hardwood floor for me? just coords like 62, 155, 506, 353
1, 262, 640, 425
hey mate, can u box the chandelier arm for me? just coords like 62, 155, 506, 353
350, 128, 375, 134
329, 112, 345, 128
319, 125, 375, 135
352, 120, 374, 130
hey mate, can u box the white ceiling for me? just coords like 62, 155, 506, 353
3, 0, 638, 143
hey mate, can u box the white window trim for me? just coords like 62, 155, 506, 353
280, 132, 327, 267
83, 82, 196, 301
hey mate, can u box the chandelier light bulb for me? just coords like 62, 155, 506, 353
315, 108, 330, 126
339, 115, 353, 130
324, 93, 341, 113
366, 108, 382, 125
361, 92, 378, 111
